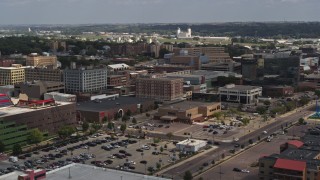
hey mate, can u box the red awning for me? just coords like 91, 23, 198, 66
274, 158, 306, 172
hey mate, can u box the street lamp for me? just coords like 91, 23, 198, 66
141, 152, 144, 160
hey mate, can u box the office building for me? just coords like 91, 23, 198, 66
0, 64, 25, 86
64, 67, 108, 93
219, 84, 262, 104
14, 81, 65, 100
173, 47, 231, 63
136, 77, 183, 101
154, 101, 221, 123
26, 54, 58, 68
25, 67, 63, 82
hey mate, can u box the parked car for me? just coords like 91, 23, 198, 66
233, 168, 242, 172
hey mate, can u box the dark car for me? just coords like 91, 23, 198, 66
229, 149, 235, 153
233, 168, 242, 172
140, 160, 147, 164
203, 162, 209, 166
214, 142, 220, 145
24, 153, 32, 157
165, 126, 170, 128
104, 160, 113, 164
119, 150, 126, 154
158, 125, 164, 128
125, 153, 132, 156
136, 148, 143, 152
234, 144, 240, 148
213, 131, 218, 135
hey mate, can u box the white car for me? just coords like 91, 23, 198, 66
241, 169, 250, 173
108, 155, 115, 159
234, 138, 239, 142
129, 161, 136, 165
263, 131, 267, 134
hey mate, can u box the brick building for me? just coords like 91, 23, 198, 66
263, 85, 294, 97
154, 101, 221, 123
136, 77, 184, 101
76, 96, 154, 123
26, 54, 58, 68
0, 99, 77, 135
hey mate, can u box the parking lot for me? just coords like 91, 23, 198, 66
0, 133, 180, 176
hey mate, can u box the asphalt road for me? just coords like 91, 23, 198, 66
160, 105, 315, 179
195, 123, 310, 180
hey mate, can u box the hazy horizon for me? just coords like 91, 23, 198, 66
0, 0, 319, 24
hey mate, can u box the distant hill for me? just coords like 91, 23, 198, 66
2, 22, 320, 38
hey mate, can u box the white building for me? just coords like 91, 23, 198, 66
64, 67, 108, 93
218, 84, 262, 104
176, 27, 192, 39
176, 139, 207, 152
44, 92, 77, 102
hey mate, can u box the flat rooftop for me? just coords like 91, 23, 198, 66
0, 101, 74, 118
161, 101, 219, 111
177, 139, 207, 146
46, 163, 169, 180
76, 96, 153, 112
219, 84, 262, 91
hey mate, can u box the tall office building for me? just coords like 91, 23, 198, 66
64, 67, 108, 93
0, 65, 25, 86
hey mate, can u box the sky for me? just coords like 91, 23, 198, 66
0, 0, 319, 24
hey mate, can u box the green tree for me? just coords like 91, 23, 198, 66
82, 122, 89, 132
160, 146, 164, 153
212, 112, 223, 120
263, 101, 271, 106
0, 141, 5, 153
58, 126, 75, 139
57, 45, 65, 52
183, 170, 193, 180
285, 101, 296, 111
126, 110, 132, 117
242, 118, 250, 125
132, 118, 137, 124
86, 46, 97, 56
256, 106, 267, 115
147, 166, 154, 174
107, 122, 114, 130
28, 128, 44, 145
12, 144, 22, 156
92, 123, 102, 132
299, 118, 305, 125
122, 115, 129, 123
166, 132, 173, 140
120, 124, 127, 133
156, 162, 161, 169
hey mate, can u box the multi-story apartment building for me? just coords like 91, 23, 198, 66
25, 67, 63, 82
26, 54, 58, 68
64, 67, 108, 93
136, 77, 183, 101
0, 64, 25, 86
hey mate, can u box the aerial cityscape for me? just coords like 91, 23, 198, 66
0, 0, 320, 180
